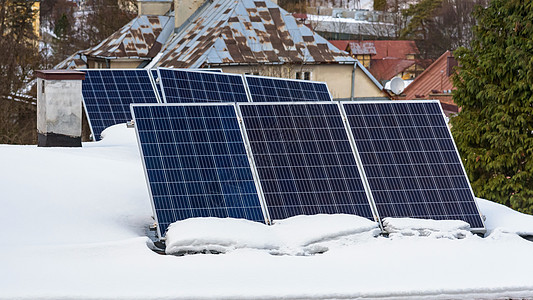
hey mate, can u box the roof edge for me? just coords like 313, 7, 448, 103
356, 61, 383, 90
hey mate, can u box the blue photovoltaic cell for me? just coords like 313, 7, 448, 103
132, 104, 265, 236
159, 69, 249, 103
343, 101, 484, 229
244, 75, 332, 102
240, 103, 374, 220
150, 69, 223, 100
81, 69, 158, 141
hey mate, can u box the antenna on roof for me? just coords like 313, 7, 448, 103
390, 77, 405, 95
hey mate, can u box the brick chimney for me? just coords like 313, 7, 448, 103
138, 0, 172, 16
174, 0, 205, 30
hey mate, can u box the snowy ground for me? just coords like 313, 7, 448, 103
1, 124, 533, 299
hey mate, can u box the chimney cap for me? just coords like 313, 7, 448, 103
35, 70, 86, 80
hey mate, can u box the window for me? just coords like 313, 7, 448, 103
356, 55, 371, 68
94, 60, 108, 69
295, 71, 311, 80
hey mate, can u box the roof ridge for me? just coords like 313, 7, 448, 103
155, 0, 238, 67
83, 15, 173, 59
193, 0, 247, 67
83, 17, 136, 56
156, 0, 355, 67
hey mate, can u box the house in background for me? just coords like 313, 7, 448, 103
292, 8, 397, 41
397, 51, 458, 116
330, 40, 428, 85
56, 0, 387, 100
54, 50, 87, 69
83, 14, 175, 69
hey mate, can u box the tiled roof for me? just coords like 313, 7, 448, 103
328, 40, 350, 52
337, 40, 419, 59
402, 51, 455, 100
348, 41, 376, 55
154, 0, 355, 68
370, 40, 419, 59
369, 58, 415, 82
292, 13, 307, 20
84, 15, 175, 59
54, 51, 88, 69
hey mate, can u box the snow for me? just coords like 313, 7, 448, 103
477, 197, 533, 236
1, 123, 533, 299
307, 13, 387, 24
165, 214, 380, 255
382, 218, 472, 239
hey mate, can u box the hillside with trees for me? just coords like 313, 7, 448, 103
0, 0, 136, 144
0, 0, 40, 144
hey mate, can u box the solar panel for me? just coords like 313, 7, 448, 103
342, 101, 484, 230
81, 69, 159, 141
150, 69, 223, 100
244, 75, 332, 102
158, 68, 249, 103
239, 102, 375, 221
131, 103, 266, 237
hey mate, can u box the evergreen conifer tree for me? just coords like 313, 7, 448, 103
451, 0, 533, 213
53, 13, 69, 38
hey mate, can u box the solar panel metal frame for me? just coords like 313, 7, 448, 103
338, 102, 382, 225
340, 99, 486, 233
237, 101, 379, 223
79, 68, 161, 141
244, 74, 333, 102
130, 102, 270, 238
148, 69, 163, 102
157, 67, 250, 104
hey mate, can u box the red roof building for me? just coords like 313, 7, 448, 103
358, 40, 419, 60
329, 40, 426, 82
398, 51, 459, 115
369, 58, 416, 83
328, 40, 351, 54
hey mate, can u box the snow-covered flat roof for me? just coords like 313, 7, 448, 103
1, 124, 533, 299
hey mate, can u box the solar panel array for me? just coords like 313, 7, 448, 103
81, 68, 334, 141
343, 102, 484, 229
81, 69, 159, 141
80, 68, 483, 234
245, 75, 332, 102
131, 104, 265, 236
132, 100, 485, 237
239, 103, 373, 220
158, 68, 249, 103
